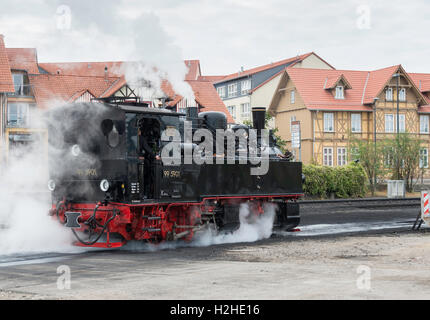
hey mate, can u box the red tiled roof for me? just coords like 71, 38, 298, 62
187, 80, 234, 123
275, 65, 429, 113
0, 35, 14, 92
6, 48, 39, 74
197, 75, 226, 82
161, 79, 234, 123
35, 59, 232, 121
285, 68, 374, 111
324, 74, 352, 90
215, 52, 314, 84
409, 73, 430, 93
28, 74, 120, 109
361, 65, 400, 104
40, 60, 201, 81
38, 61, 124, 77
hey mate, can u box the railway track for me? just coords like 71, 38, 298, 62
0, 197, 424, 266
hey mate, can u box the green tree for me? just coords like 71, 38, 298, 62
349, 138, 384, 195
383, 132, 423, 192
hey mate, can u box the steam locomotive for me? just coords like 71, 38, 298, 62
47, 98, 303, 248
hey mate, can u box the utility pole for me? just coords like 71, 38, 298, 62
373, 97, 379, 193
393, 73, 401, 180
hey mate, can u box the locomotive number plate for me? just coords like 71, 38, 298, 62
65, 212, 82, 228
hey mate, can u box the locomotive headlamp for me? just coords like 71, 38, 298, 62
71, 144, 81, 157
47, 180, 56, 192
100, 179, 110, 192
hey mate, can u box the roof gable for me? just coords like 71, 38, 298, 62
214, 52, 315, 84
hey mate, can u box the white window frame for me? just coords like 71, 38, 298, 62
386, 87, 393, 101
323, 113, 334, 132
337, 147, 347, 166
385, 114, 394, 133
335, 86, 344, 99
420, 115, 429, 134
227, 105, 236, 120
241, 79, 251, 95
351, 113, 361, 133
398, 114, 406, 133
217, 86, 226, 98
227, 83, 237, 98
323, 147, 334, 167
240, 103, 250, 119
290, 90, 295, 104
399, 88, 406, 102
420, 148, 429, 169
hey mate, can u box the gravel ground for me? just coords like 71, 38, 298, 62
1, 231, 430, 300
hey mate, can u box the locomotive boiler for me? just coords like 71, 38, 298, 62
47, 98, 303, 248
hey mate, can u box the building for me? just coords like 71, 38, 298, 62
0, 35, 233, 163
268, 65, 430, 168
211, 52, 334, 125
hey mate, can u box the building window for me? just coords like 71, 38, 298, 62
351, 113, 361, 133
227, 105, 236, 120
420, 115, 429, 134
420, 148, 429, 169
217, 86, 226, 98
7, 102, 30, 127
386, 87, 393, 101
240, 103, 250, 119
323, 147, 333, 166
241, 80, 251, 95
324, 113, 334, 132
398, 114, 405, 133
335, 86, 344, 99
290, 90, 295, 104
228, 83, 238, 97
399, 88, 406, 102
385, 114, 394, 133
337, 147, 347, 166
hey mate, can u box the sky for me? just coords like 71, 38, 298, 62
1, 0, 430, 76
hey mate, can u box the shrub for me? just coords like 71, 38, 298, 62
303, 162, 368, 199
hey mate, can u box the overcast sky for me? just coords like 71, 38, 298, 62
1, 0, 430, 76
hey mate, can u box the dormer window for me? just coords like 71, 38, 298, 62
335, 86, 344, 99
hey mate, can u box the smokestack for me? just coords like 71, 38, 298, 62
252, 107, 266, 131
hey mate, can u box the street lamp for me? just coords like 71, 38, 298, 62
392, 73, 401, 180
373, 97, 379, 190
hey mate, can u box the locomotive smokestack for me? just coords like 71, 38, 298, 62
252, 107, 266, 131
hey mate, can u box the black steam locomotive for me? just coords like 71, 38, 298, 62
48, 98, 303, 248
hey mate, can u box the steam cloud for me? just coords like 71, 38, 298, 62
0, 116, 76, 255
123, 202, 278, 252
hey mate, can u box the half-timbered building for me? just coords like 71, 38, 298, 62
269, 65, 430, 170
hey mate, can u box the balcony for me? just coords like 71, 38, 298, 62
7, 84, 34, 98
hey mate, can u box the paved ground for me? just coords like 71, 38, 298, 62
0, 199, 428, 300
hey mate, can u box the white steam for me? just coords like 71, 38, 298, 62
194, 202, 277, 246
0, 133, 76, 255
123, 202, 277, 252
